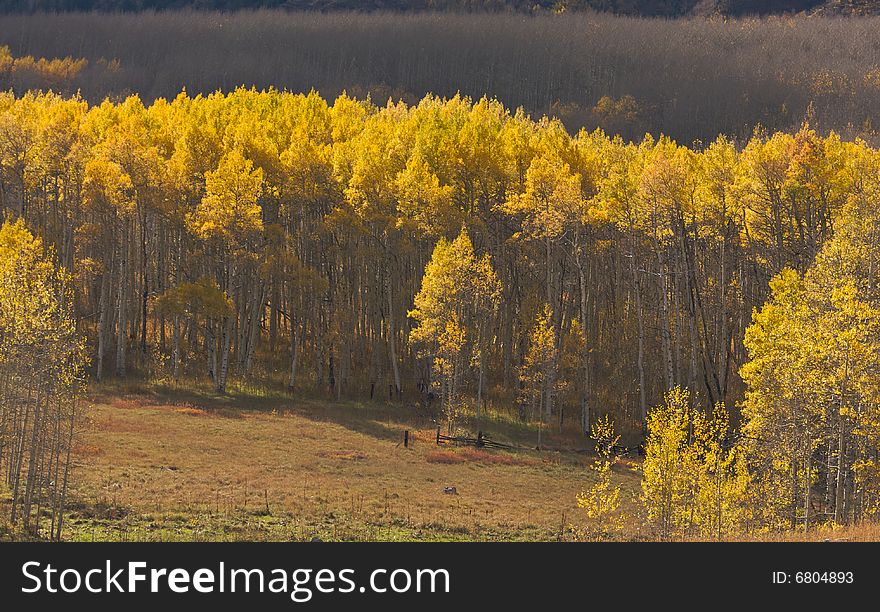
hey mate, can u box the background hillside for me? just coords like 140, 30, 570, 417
2, 1, 879, 17
3, 10, 880, 145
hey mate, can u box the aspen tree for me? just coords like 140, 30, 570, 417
520, 304, 559, 427
502, 153, 583, 418
576, 415, 624, 541
0, 220, 86, 538
188, 149, 264, 392
409, 228, 500, 431
641, 386, 699, 540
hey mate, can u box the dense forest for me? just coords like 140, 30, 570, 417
3, 11, 880, 145
3, 8, 880, 539
3, 86, 880, 535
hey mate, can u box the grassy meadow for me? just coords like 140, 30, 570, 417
5, 383, 880, 541
42, 383, 641, 542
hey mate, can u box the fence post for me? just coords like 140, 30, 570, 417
436, 427, 441, 445
404, 430, 409, 448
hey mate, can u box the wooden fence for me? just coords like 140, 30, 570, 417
434, 428, 647, 455
434, 428, 524, 451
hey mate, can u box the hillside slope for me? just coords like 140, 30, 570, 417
3, 1, 878, 17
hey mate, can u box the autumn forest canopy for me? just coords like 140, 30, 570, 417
2, 1, 880, 543
2, 81, 880, 539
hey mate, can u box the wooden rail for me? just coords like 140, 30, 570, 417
435, 428, 525, 451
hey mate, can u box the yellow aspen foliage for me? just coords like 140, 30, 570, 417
154, 278, 234, 321
0, 219, 87, 538
190, 149, 264, 242
82, 156, 135, 213
409, 228, 500, 429
0, 46, 11, 74
394, 148, 455, 237
575, 415, 625, 541
6, 85, 880, 538
501, 153, 584, 241
741, 176, 880, 528
641, 386, 699, 539
0, 219, 86, 376
641, 387, 751, 539
520, 303, 560, 420
691, 404, 751, 539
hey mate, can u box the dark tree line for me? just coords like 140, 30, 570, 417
0, 1, 836, 17
2, 11, 880, 145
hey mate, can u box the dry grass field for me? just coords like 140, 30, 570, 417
5, 381, 880, 541
56, 382, 644, 541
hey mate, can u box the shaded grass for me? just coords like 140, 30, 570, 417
90, 377, 603, 451
425, 448, 537, 467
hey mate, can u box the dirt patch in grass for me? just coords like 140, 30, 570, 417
105, 395, 243, 420
425, 450, 468, 464
213, 408, 244, 419
109, 397, 149, 410
73, 444, 104, 458
407, 429, 440, 444
92, 417, 164, 435
173, 406, 210, 417
318, 450, 367, 461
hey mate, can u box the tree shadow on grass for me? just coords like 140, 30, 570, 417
89, 379, 596, 455
90, 380, 429, 444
